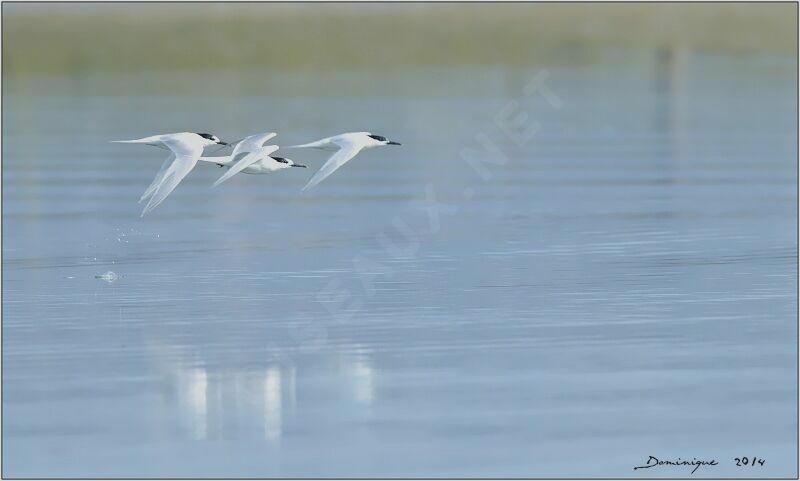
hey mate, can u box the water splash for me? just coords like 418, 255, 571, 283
95, 271, 119, 283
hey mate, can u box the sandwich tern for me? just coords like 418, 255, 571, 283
112, 132, 228, 216
208, 132, 306, 187
287, 132, 401, 191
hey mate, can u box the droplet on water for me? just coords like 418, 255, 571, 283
95, 271, 119, 283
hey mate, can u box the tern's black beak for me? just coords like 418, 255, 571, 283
291, 163, 307, 168
387, 141, 401, 146
217, 141, 230, 146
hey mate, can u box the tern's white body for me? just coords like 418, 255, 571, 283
111, 132, 224, 216
202, 156, 288, 174
287, 132, 400, 191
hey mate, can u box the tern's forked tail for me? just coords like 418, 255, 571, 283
111, 134, 164, 144
286, 139, 329, 149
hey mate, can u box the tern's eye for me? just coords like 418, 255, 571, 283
368, 134, 387, 142
274, 157, 289, 164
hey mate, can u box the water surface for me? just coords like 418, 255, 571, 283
3, 52, 797, 477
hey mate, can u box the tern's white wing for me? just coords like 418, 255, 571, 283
213, 145, 280, 187
302, 141, 363, 191
231, 132, 277, 158
139, 153, 175, 203
140, 137, 204, 216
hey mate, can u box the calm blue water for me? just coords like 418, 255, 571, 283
3, 52, 797, 477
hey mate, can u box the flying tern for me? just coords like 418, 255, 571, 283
287, 132, 401, 191
112, 132, 228, 216
207, 132, 306, 187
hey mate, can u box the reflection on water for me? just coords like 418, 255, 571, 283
345, 348, 376, 406
3, 50, 797, 477
180, 367, 208, 440
151, 341, 375, 442
263, 366, 283, 440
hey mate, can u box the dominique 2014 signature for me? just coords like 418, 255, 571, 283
633, 455, 766, 474
633, 456, 718, 474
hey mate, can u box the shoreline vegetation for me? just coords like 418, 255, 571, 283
3, 3, 796, 77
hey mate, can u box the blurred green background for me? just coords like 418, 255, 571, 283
4, 2, 796, 78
